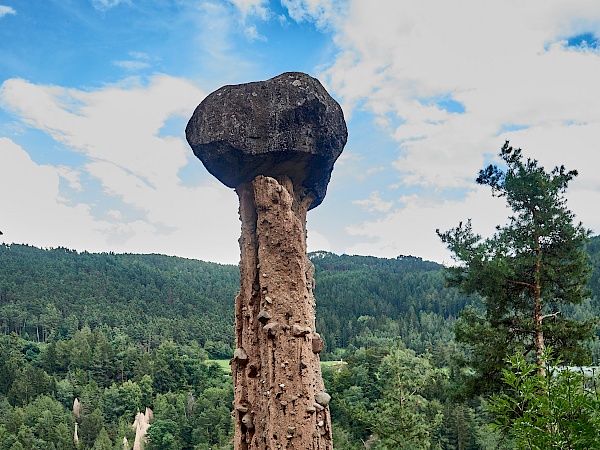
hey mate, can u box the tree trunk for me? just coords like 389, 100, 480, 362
232, 175, 332, 450
534, 230, 545, 376
534, 295, 545, 377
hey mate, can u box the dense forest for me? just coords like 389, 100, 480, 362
1, 238, 599, 449
0, 245, 478, 359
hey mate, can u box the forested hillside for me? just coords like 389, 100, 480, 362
0, 244, 239, 358
312, 252, 473, 357
3, 240, 600, 360
0, 244, 476, 359
0, 238, 599, 449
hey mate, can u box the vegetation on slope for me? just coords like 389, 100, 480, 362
0, 237, 599, 448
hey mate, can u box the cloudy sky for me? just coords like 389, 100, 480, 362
1, 0, 599, 265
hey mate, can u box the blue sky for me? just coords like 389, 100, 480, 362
1, 0, 600, 264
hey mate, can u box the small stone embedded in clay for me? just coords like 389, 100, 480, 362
306, 406, 316, 413
257, 309, 271, 324
292, 324, 311, 337
233, 348, 248, 361
241, 413, 254, 430
263, 322, 279, 337
312, 334, 325, 354
315, 391, 331, 407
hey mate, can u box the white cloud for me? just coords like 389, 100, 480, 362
129, 51, 151, 60
345, 187, 511, 264
91, 0, 129, 11
113, 60, 151, 71
307, 229, 331, 252
322, 0, 600, 191
226, 0, 269, 42
281, 0, 345, 30
228, 0, 269, 20
244, 24, 267, 41
56, 165, 83, 191
0, 137, 112, 250
353, 191, 393, 213
0, 5, 16, 17
315, 0, 600, 255
0, 76, 242, 263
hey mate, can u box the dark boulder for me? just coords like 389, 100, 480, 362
185, 72, 347, 209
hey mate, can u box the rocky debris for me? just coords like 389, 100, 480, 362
241, 413, 254, 431
233, 347, 248, 363
186, 72, 347, 210
292, 324, 312, 336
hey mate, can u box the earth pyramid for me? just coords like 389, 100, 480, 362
186, 71, 347, 449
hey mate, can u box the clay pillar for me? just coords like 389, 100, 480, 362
186, 72, 347, 450
233, 176, 330, 449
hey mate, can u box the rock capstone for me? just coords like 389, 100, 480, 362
185, 72, 347, 209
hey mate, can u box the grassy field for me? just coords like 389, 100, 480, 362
206, 359, 232, 372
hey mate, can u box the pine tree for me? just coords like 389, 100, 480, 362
92, 427, 113, 450
437, 142, 595, 394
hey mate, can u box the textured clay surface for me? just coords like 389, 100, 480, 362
232, 175, 332, 450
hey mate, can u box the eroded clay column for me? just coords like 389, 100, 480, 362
186, 72, 347, 450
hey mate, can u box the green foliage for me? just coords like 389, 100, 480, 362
91, 428, 112, 450
190, 387, 234, 447
325, 345, 446, 449
8, 366, 54, 406
489, 354, 600, 449
55, 378, 74, 409
360, 348, 445, 449
311, 252, 470, 355
146, 419, 182, 450
0, 243, 478, 360
0, 395, 75, 450
101, 380, 143, 422
0, 239, 599, 448
79, 408, 105, 447
0, 335, 24, 397
438, 142, 595, 395
0, 245, 238, 356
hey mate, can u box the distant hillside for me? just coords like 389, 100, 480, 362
587, 235, 600, 297
310, 251, 469, 354
1, 237, 599, 358
0, 244, 238, 358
